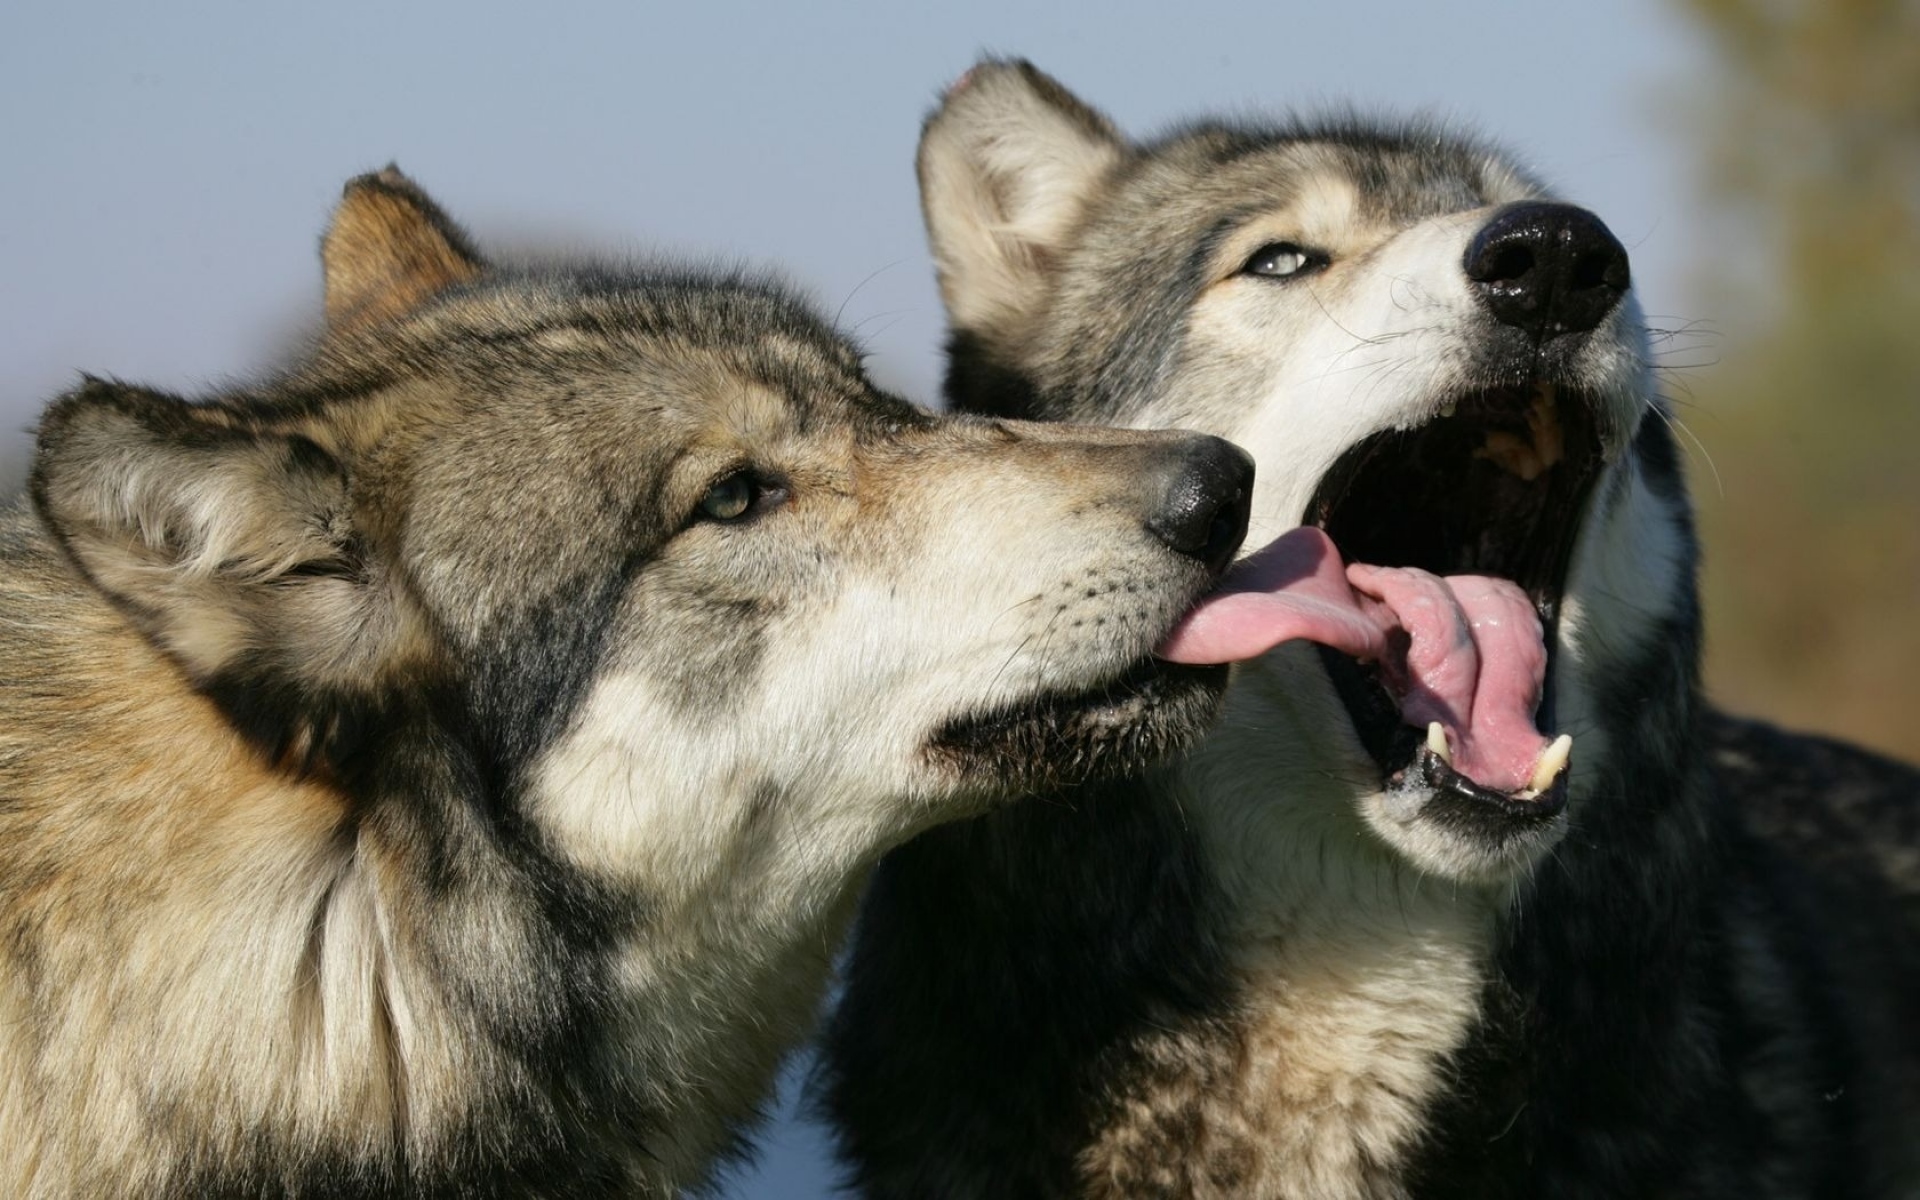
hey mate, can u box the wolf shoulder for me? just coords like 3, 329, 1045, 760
1712, 710, 1920, 903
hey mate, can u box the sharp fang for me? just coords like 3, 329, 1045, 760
1427, 721, 1452, 765
1528, 733, 1574, 794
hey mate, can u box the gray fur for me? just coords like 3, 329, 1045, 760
826, 60, 1920, 1198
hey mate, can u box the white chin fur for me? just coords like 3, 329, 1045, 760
1362, 783, 1566, 885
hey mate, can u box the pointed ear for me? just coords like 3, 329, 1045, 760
322, 166, 484, 334
30, 380, 382, 688
918, 59, 1124, 346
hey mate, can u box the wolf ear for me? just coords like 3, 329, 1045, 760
918, 59, 1123, 347
322, 166, 485, 334
30, 381, 389, 689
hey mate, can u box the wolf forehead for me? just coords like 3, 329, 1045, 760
41, 269, 924, 479
1061, 120, 1545, 307
1142, 117, 1532, 208
302, 267, 924, 439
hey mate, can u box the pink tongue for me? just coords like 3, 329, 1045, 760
1157, 528, 1550, 794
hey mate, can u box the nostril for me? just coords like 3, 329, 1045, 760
1591, 245, 1631, 292
1571, 250, 1611, 290
1201, 502, 1248, 574
1487, 244, 1534, 284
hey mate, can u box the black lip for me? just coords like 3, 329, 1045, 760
923, 658, 1230, 792
1304, 382, 1603, 803
1406, 744, 1569, 820
926, 467, 1254, 793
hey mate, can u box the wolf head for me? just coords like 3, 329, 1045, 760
914, 61, 1699, 885
29, 168, 1251, 899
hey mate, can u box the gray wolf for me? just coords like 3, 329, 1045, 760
824, 60, 1920, 1198
0, 167, 1254, 1197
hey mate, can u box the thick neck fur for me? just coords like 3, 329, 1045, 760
1072, 661, 1507, 1200
0, 507, 852, 1197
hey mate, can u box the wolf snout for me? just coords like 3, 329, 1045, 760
1144, 435, 1254, 575
1464, 202, 1630, 339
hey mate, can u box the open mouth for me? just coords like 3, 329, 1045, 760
925, 658, 1229, 793
1156, 379, 1604, 814
1306, 380, 1602, 810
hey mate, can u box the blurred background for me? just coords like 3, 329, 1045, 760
3, 0, 1914, 1194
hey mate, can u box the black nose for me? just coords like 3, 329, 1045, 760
1464, 202, 1630, 339
1147, 435, 1254, 575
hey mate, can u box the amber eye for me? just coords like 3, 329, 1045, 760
1241, 242, 1328, 280
699, 474, 755, 521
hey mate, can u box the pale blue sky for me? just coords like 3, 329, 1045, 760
0, 1, 1715, 1194
0, 0, 1713, 487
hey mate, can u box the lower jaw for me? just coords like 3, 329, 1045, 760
923, 660, 1230, 793
1317, 637, 1570, 806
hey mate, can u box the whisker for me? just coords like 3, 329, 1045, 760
1648, 402, 1725, 499
834, 261, 903, 328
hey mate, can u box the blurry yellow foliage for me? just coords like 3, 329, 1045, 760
1679, 0, 1920, 760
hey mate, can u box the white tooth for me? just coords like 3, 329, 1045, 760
1438, 400, 1457, 418
1427, 721, 1452, 765
1528, 733, 1574, 794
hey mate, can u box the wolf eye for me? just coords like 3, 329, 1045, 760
699, 474, 756, 521
1241, 242, 1327, 280
695, 471, 789, 524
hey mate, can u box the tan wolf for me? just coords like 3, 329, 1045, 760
0, 167, 1254, 1197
